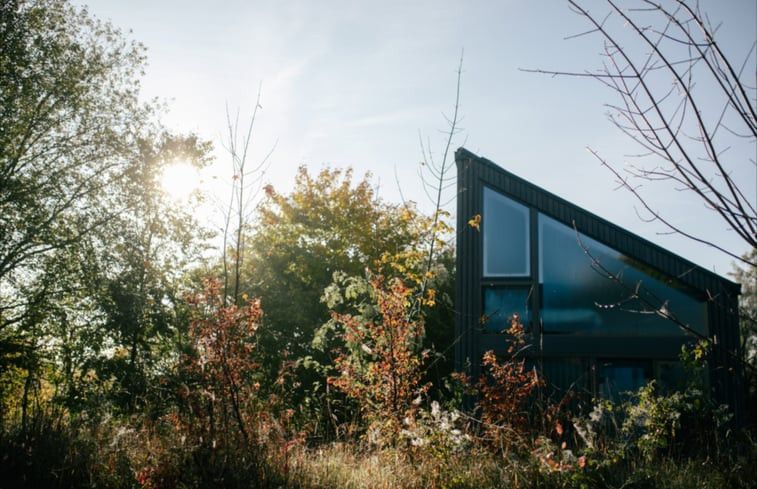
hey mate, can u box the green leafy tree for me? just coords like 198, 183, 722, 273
92, 132, 212, 413
5, 130, 212, 423
244, 167, 426, 364
1, 0, 151, 427
235, 166, 459, 433
0, 0, 212, 424
1, 0, 149, 326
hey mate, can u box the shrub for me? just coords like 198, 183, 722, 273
474, 315, 543, 453
328, 275, 430, 443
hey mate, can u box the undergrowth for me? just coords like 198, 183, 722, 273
2, 280, 755, 488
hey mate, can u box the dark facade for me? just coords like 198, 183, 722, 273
455, 148, 744, 417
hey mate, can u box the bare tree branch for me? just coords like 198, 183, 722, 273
416, 51, 465, 312
571, 220, 756, 375
524, 0, 756, 266
221, 84, 275, 304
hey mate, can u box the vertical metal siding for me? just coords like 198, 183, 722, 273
455, 147, 745, 424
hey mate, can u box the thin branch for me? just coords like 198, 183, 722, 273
531, 0, 757, 261
416, 50, 464, 315
571, 220, 755, 375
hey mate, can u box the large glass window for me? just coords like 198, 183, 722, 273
483, 187, 530, 276
598, 360, 653, 401
483, 287, 532, 333
539, 214, 707, 336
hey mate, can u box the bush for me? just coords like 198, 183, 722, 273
328, 275, 430, 444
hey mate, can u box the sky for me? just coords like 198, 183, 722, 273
77, 0, 756, 278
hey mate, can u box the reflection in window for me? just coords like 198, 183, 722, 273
483, 287, 531, 333
598, 360, 652, 401
539, 214, 707, 336
483, 187, 530, 276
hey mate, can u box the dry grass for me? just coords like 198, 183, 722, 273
280, 441, 538, 489
274, 438, 755, 489
2, 416, 754, 489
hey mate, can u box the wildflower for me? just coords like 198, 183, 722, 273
589, 405, 603, 423
431, 400, 441, 419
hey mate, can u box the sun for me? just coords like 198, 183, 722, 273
159, 161, 200, 201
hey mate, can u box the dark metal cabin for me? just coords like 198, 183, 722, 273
455, 148, 744, 419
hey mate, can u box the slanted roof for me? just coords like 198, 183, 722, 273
454, 147, 745, 422
455, 147, 740, 298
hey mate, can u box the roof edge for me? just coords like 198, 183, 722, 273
455, 146, 741, 293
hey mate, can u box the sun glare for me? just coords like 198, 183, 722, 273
160, 161, 200, 201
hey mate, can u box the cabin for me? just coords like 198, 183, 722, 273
454, 148, 744, 418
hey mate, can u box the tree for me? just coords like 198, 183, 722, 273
312, 57, 466, 431
1, 0, 147, 350
523, 1, 754, 425
245, 166, 428, 364
0, 0, 212, 423
527, 0, 756, 266
474, 317, 542, 452
220, 93, 276, 307
93, 132, 212, 412
328, 275, 430, 440
1, 0, 150, 427
417, 52, 463, 312
181, 277, 264, 446
228, 165, 457, 435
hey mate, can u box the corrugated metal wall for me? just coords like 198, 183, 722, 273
455, 147, 745, 423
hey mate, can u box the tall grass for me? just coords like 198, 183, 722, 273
1, 391, 755, 488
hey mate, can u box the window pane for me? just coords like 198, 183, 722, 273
483, 287, 531, 333
598, 360, 652, 401
483, 187, 530, 276
539, 214, 707, 336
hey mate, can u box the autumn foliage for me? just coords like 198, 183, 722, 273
475, 315, 543, 450
179, 277, 263, 446
328, 275, 430, 440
